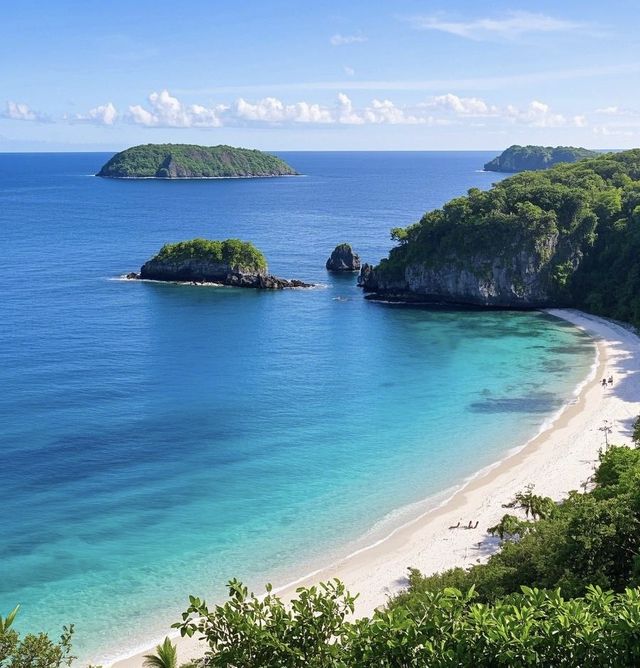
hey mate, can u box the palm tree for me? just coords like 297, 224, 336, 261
143, 637, 178, 668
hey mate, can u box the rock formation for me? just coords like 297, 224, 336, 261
326, 243, 361, 272
128, 238, 313, 290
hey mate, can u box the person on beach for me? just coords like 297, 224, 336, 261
608, 375, 614, 386
449, 521, 460, 529
602, 378, 608, 387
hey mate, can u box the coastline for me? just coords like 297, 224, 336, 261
95, 174, 302, 180
110, 308, 640, 668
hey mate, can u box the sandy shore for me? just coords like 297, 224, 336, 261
111, 308, 640, 667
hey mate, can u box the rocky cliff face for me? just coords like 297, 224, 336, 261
135, 257, 311, 289
326, 244, 361, 271
360, 234, 581, 307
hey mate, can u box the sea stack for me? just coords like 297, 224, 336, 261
326, 243, 362, 272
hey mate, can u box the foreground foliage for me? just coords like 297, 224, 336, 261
0, 605, 75, 668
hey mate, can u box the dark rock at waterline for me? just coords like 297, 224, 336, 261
132, 257, 312, 289
326, 243, 361, 272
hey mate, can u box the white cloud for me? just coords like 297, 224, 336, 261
407, 11, 584, 41
505, 100, 568, 127
128, 89, 226, 127
593, 125, 634, 137
70, 88, 589, 132
330, 33, 367, 46
422, 93, 497, 115
234, 97, 333, 124
343, 66, 356, 77
3, 100, 49, 122
596, 106, 622, 115
74, 102, 118, 125
336, 93, 365, 124
595, 105, 638, 117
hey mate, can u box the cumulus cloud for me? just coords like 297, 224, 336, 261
407, 11, 585, 41
330, 33, 367, 46
61, 88, 587, 131
343, 66, 356, 77
505, 100, 577, 127
3, 101, 49, 122
234, 96, 333, 124
128, 89, 226, 127
593, 125, 634, 137
422, 93, 497, 115
74, 102, 118, 125
594, 105, 638, 117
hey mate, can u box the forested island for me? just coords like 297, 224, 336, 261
360, 149, 640, 328
128, 238, 312, 289
96, 144, 297, 178
484, 145, 598, 173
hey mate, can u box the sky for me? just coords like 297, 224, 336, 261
1, 0, 639, 151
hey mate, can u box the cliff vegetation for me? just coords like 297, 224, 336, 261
365, 149, 640, 326
96, 144, 297, 178
152, 238, 267, 273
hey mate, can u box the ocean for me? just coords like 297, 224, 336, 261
0, 151, 595, 663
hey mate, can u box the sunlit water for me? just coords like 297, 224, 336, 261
0, 152, 595, 662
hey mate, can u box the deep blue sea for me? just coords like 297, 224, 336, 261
0, 152, 595, 663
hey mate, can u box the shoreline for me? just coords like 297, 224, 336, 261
110, 308, 640, 667
95, 174, 302, 180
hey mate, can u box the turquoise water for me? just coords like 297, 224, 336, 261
0, 152, 595, 663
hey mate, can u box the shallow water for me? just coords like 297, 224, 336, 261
0, 151, 595, 662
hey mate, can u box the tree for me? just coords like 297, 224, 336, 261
488, 514, 533, 541
142, 637, 177, 668
173, 579, 356, 668
0, 605, 75, 668
502, 484, 555, 520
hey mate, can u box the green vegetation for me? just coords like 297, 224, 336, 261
172, 445, 640, 666
143, 637, 177, 668
0, 605, 75, 668
377, 149, 640, 327
152, 238, 267, 273
484, 145, 598, 172
96, 144, 297, 178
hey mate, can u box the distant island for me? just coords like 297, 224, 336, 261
97, 144, 298, 179
127, 238, 312, 289
360, 148, 640, 329
483, 145, 598, 173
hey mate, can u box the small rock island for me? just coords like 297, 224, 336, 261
127, 238, 312, 289
326, 243, 361, 272
97, 144, 298, 179
484, 145, 597, 173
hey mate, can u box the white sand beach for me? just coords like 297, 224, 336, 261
112, 308, 640, 667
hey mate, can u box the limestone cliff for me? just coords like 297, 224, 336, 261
359, 233, 581, 307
